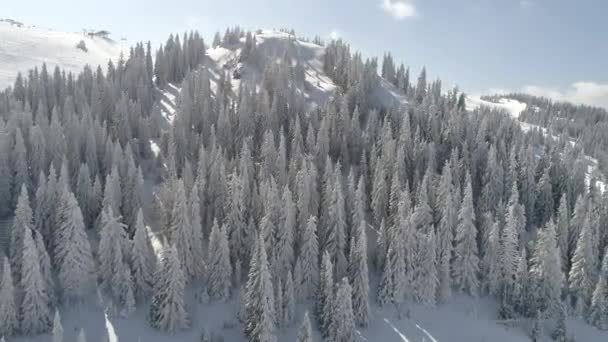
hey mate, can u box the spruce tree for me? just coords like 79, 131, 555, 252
56, 191, 95, 302
317, 251, 334, 338
568, 217, 594, 317
97, 207, 129, 297
348, 220, 370, 327
294, 216, 319, 300
377, 246, 394, 307
329, 277, 356, 342
170, 180, 196, 279
207, 220, 232, 301
529, 220, 564, 315
275, 185, 295, 277
34, 230, 55, 308
502, 180, 523, 291
452, 173, 479, 297
149, 244, 189, 332
283, 271, 296, 326
20, 229, 51, 335
0, 258, 17, 337
244, 235, 277, 342
131, 209, 156, 299
296, 311, 313, 342
10, 184, 33, 281
588, 248, 608, 329
483, 219, 501, 296
437, 162, 457, 302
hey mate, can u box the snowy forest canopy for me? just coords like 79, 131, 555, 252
0, 26, 606, 341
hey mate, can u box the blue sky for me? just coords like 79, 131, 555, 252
5, 0, 608, 107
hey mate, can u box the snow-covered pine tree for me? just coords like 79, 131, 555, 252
502, 180, 523, 292
556, 195, 570, 272
20, 228, 51, 335
329, 277, 356, 342
274, 278, 284, 328
11, 128, 29, 201
56, 190, 95, 302
452, 173, 479, 297
0, 257, 17, 337
52, 309, 63, 342
535, 164, 553, 227
226, 170, 247, 264
149, 243, 189, 332
588, 247, 608, 329
244, 234, 277, 342
34, 230, 55, 308
371, 158, 388, 226
98, 207, 129, 297
275, 185, 295, 278
294, 215, 319, 300
188, 186, 205, 279
207, 220, 232, 301
512, 248, 529, 315
417, 230, 438, 306
482, 219, 501, 296
327, 168, 348, 280
412, 171, 434, 234
317, 251, 334, 338
348, 220, 370, 327
375, 219, 388, 271
10, 184, 33, 281
437, 161, 457, 303
170, 179, 196, 279
101, 165, 122, 219
568, 215, 594, 317
296, 311, 313, 342
76, 163, 93, 228
131, 209, 156, 299
283, 271, 296, 326
529, 219, 564, 315
377, 245, 394, 307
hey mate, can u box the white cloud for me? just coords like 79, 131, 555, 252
522, 82, 608, 109
381, 0, 417, 20
519, 0, 534, 8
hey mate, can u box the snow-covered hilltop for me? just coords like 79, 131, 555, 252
156, 29, 408, 123
0, 20, 125, 89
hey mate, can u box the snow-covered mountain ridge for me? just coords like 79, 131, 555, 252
0, 20, 125, 89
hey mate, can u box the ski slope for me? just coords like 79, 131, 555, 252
0, 20, 125, 89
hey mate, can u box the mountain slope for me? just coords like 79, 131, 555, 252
0, 20, 125, 88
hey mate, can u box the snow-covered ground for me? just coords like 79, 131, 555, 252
0, 20, 125, 88
12, 294, 607, 342
466, 95, 527, 119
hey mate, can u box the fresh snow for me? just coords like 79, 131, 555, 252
466, 95, 527, 119
0, 21, 125, 88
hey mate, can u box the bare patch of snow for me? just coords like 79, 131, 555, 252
466, 96, 527, 119
149, 140, 160, 158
